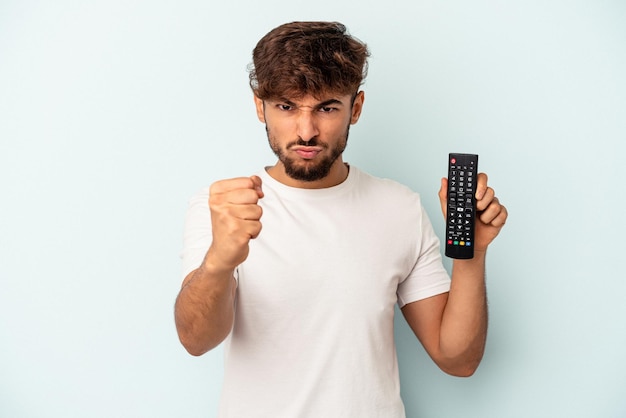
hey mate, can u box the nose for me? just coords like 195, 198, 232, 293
295, 109, 319, 143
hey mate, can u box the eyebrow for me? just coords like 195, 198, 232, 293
316, 99, 344, 108
277, 98, 345, 109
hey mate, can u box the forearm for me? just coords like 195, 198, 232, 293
438, 250, 488, 375
174, 257, 236, 356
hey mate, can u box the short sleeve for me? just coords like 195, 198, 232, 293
180, 188, 212, 280
396, 205, 451, 307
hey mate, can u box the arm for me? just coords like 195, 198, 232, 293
174, 262, 237, 356
401, 173, 507, 376
175, 176, 264, 356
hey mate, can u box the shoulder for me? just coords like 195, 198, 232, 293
352, 167, 422, 205
188, 187, 210, 202
184, 187, 211, 223
187, 187, 210, 208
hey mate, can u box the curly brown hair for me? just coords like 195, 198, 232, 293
249, 21, 370, 100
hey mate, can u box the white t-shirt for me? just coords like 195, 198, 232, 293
181, 166, 451, 417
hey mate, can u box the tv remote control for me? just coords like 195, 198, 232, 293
445, 153, 478, 259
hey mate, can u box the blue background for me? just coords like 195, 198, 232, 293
1, 1, 625, 417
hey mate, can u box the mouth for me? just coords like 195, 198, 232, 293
291, 145, 324, 160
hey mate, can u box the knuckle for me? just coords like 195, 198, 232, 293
209, 179, 229, 195
250, 221, 263, 239
208, 194, 220, 208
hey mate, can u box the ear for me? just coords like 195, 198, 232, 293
253, 95, 266, 123
350, 91, 365, 125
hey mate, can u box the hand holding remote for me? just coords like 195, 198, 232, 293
440, 154, 508, 258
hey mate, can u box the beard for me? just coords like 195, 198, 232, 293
266, 124, 350, 182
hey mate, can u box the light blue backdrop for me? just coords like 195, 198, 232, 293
1, 1, 625, 417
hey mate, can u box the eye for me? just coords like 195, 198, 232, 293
277, 104, 294, 111
318, 106, 338, 113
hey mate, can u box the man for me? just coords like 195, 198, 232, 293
175, 21, 507, 417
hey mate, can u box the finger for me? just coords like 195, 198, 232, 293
478, 197, 506, 226
213, 215, 262, 241
475, 172, 488, 200
438, 177, 448, 217
247, 220, 263, 239
489, 204, 508, 228
210, 175, 264, 206
476, 187, 495, 212
250, 175, 264, 198
229, 218, 262, 239
230, 203, 263, 221
211, 188, 261, 206
210, 177, 260, 195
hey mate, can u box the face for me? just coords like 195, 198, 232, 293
254, 91, 365, 188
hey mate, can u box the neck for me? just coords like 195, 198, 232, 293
267, 159, 349, 189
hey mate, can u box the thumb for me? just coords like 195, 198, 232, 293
438, 177, 448, 218
250, 175, 264, 198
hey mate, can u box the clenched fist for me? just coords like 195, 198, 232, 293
205, 175, 264, 273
